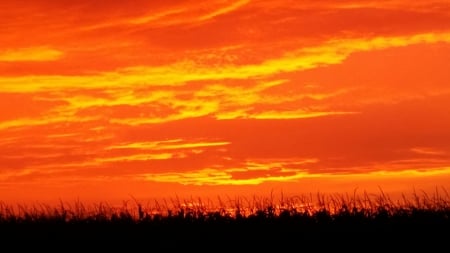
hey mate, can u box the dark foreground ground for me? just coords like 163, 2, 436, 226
1, 215, 449, 250
1, 192, 449, 250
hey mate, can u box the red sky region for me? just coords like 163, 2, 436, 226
0, 0, 450, 205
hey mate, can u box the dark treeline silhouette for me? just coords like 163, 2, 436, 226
0, 190, 449, 249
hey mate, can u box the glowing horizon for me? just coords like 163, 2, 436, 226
1, 0, 450, 204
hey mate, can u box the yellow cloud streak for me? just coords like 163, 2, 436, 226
0, 47, 63, 62
141, 166, 450, 186
141, 168, 312, 186
195, 79, 287, 105
142, 159, 318, 185
109, 99, 219, 125
64, 78, 349, 124
109, 140, 230, 150
198, 0, 251, 21
107, 139, 182, 150
96, 153, 174, 163
94, 139, 230, 165
237, 159, 319, 170
2, 32, 450, 93
82, 0, 250, 31
0, 115, 97, 130
129, 8, 187, 25
333, 0, 448, 14
213, 87, 353, 119
81, 8, 187, 31
249, 110, 359, 120
63, 90, 175, 110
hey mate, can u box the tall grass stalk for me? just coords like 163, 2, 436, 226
0, 189, 449, 224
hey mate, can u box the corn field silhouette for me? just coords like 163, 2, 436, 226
1, 188, 449, 249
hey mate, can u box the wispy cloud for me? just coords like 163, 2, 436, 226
410, 147, 446, 156
140, 164, 450, 186
198, 0, 251, 21
0, 47, 63, 62
107, 139, 230, 150
141, 168, 311, 186
248, 110, 358, 120
2, 32, 449, 93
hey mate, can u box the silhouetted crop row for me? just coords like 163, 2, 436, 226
2, 189, 449, 223
1, 188, 449, 246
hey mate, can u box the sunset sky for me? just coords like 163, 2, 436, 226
1, 0, 450, 205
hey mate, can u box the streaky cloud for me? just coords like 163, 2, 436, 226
0, 47, 63, 62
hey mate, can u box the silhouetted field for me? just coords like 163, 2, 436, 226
1, 190, 449, 249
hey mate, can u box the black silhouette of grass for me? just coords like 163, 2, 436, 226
0, 188, 449, 249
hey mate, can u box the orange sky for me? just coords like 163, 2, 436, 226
1, 0, 450, 205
